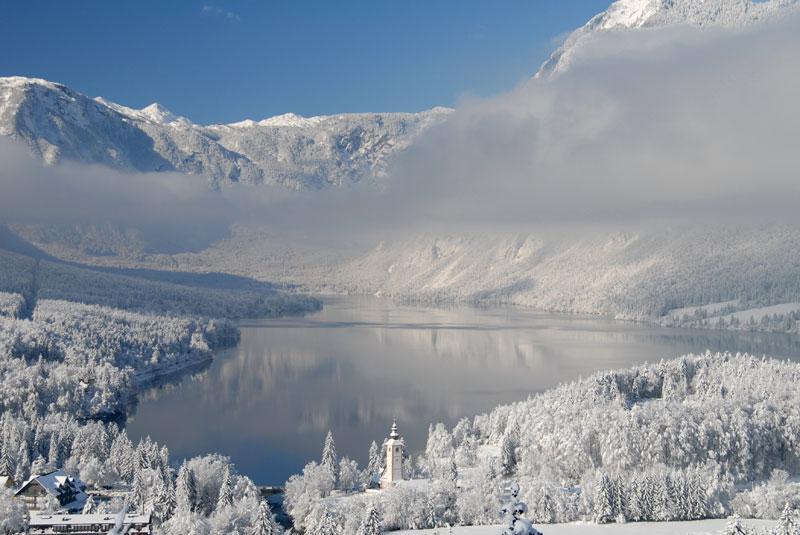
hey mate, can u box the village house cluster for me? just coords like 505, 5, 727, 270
1, 464, 151, 535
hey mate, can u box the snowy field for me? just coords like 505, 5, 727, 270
394, 519, 777, 535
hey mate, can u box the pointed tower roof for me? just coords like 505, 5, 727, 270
385, 419, 404, 447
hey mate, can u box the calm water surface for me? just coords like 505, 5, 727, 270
125, 296, 800, 485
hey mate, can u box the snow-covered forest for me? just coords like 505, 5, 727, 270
0, 243, 315, 532
285, 353, 800, 532
0, 248, 320, 320
0, 411, 279, 534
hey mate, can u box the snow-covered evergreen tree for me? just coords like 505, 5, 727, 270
321, 431, 338, 483
613, 474, 627, 523
131, 470, 148, 513
315, 506, 341, 535
46, 436, 60, 470
500, 434, 517, 477
252, 499, 279, 535
176, 463, 198, 513
593, 474, 615, 524
82, 495, 97, 514
777, 503, 800, 535
447, 455, 458, 488
360, 502, 381, 535
109, 433, 135, 482
0, 449, 12, 480
216, 466, 234, 510
366, 441, 381, 489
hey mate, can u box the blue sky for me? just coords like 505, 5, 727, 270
0, 1, 609, 124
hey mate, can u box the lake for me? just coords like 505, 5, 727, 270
125, 296, 800, 485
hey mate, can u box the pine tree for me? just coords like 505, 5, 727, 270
47, 436, 60, 469
425, 492, 439, 528
321, 431, 338, 483
686, 470, 708, 520
447, 455, 458, 488
366, 441, 381, 488
110, 433, 135, 483
317, 507, 340, 535
0, 447, 13, 479
653, 475, 671, 522
778, 503, 800, 535
217, 466, 234, 510
613, 474, 627, 522
131, 470, 148, 513
82, 495, 97, 514
537, 491, 555, 524
15, 443, 29, 483
154, 475, 176, 523
252, 499, 278, 535
500, 434, 517, 477
176, 464, 197, 513
361, 502, 382, 535
593, 474, 615, 524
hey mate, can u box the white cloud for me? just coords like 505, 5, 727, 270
201, 5, 240, 22
379, 14, 800, 229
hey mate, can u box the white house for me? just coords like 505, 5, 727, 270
380, 420, 405, 488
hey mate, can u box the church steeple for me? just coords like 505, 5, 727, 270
380, 419, 405, 488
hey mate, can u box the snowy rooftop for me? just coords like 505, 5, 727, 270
16, 469, 84, 497
30, 513, 151, 526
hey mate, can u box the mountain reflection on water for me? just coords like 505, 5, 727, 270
125, 296, 800, 485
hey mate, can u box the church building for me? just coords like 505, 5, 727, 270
380, 420, 405, 488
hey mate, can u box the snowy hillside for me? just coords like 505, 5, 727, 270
286, 353, 800, 532
0, 76, 450, 189
536, 0, 800, 78
21, 224, 800, 335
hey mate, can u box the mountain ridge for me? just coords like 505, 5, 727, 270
536, 0, 800, 78
0, 75, 452, 190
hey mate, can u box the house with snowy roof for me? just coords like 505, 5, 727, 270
14, 469, 87, 513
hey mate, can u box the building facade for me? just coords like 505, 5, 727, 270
29, 513, 151, 535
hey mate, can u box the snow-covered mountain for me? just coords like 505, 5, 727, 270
0, 76, 451, 189
536, 0, 800, 78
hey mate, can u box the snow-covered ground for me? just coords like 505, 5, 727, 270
394, 519, 777, 535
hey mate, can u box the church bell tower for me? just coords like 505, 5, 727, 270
380, 420, 405, 488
